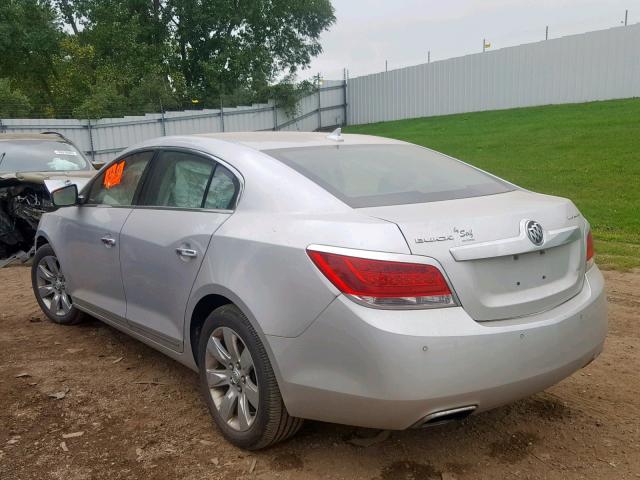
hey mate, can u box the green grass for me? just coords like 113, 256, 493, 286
345, 98, 640, 270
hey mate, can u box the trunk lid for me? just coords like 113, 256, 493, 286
360, 190, 587, 321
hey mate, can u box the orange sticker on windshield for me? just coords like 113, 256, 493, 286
104, 161, 125, 189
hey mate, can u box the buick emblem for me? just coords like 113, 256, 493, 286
525, 220, 544, 246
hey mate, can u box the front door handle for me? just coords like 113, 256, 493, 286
176, 247, 198, 258
101, 236, 116, 248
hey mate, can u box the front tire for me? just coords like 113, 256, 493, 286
198, 304, 303, 449
31, 244, 84, 325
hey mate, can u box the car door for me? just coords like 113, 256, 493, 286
119, 149, 240, 351
61, 151, 153, 323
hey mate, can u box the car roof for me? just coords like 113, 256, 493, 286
121, 131, 410, 213
191, 131, 406, 151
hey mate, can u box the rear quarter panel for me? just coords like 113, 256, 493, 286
186, 211, 411, 339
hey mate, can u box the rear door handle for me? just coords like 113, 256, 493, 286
176, 247, 198, 258
101, 236, 116, 247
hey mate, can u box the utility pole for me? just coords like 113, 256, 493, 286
219, 97, 225, 132
159, 98, 166, 136
625, 9, 628, 26
428, 51, 431, 63
545, 25, 549, 40
345, 69, 350, 126
483, 38, 486, 53
317, 73, 322, 130
342, 67, 347, 126
272, 98, 278, 131
87, 119, 95, 162
385, 60, 388, 72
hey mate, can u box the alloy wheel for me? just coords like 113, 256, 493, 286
205, 326, 259, 431
35, 255, 72, 317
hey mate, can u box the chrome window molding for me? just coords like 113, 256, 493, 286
80, 146, 244, 211
155, 146, 245, 211
133, 205, 234, 214
79, 204, 132, 209
80, 148, 156, 207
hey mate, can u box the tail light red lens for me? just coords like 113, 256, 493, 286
586, 230, 595, 267
307, 248, 456, 309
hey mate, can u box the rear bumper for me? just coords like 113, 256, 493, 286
267, 266, 607, 430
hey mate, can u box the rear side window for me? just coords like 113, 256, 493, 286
139, 150, 239, 210
264, 144, 514, 208
204, 165, 238, 210
141, 151, 214, 209
87, 151, 153, 206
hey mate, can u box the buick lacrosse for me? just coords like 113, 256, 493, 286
32, 130, 607, 449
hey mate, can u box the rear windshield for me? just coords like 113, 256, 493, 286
0, 140, 91, 174
265, 144, 514, 208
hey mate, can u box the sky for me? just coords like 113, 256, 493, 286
305, 0, 637, 80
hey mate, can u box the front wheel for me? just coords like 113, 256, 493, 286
198, 304, 303, 449
31, 244, 85, 325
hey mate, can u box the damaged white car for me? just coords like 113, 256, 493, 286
0, 133, 97, 265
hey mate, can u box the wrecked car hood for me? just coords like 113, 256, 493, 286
0, 170, 95, 190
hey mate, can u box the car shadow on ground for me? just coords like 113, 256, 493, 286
78, 314, 581, 477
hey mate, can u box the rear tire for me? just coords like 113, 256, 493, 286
31, 244, 85, 325
197, 304, 303, 449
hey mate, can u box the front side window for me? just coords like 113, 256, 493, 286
87, 151, 153, 206
264, 144, 514, 208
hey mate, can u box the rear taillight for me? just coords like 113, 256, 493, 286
586, 230, 595, 268
307, 248, 457, 309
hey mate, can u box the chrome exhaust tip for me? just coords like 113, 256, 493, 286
414, 405, 477, 428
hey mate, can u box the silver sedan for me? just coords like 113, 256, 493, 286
32, 131, 607, 449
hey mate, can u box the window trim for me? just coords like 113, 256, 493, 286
203, 163, 241, 211
80, 146, 243, 212
135, 147, 241, 213
80, 148, 157, 208
157, 147, 244, 211
187, 148, 243, 211
134, 148, 215, 209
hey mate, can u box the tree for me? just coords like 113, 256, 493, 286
56, 0, 335, 106
166, 0, 335, 103
0, 0, 336, 118
73, 76, 129, 119
0, 0, 61, 115
0, 79, 32, 117
49, 37, 96, 118
127, 68, 187, 113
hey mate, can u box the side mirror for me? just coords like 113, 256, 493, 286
51, 184, 78, 207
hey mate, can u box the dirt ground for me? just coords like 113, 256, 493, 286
1, 266, 639, 480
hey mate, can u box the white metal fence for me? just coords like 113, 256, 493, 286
347, 24, 640, 125
0, 80, 346, 164
3, 24, 640, 161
